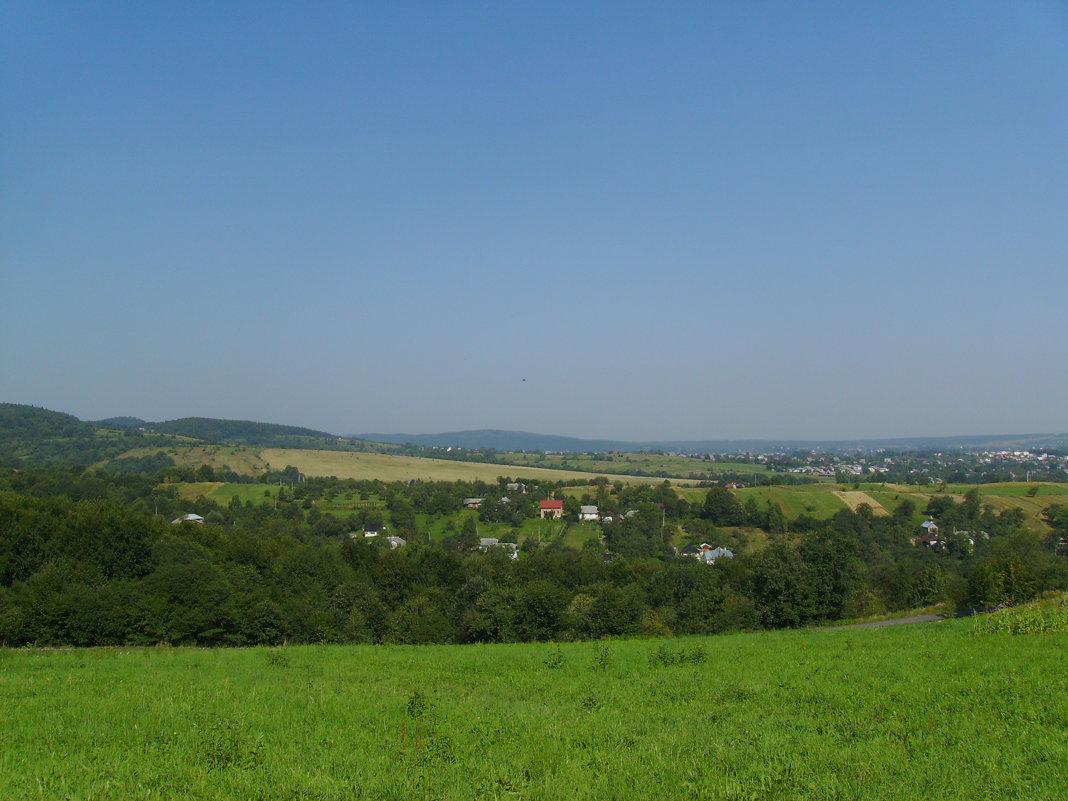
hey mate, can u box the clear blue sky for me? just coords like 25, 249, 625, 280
2, 1, 1067, 440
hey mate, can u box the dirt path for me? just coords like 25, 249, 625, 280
825, 614, 943, 630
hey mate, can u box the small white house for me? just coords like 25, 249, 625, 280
579, 505, 599, 521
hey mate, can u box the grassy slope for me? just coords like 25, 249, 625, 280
2, 619, 1065, 800
117, 445, 271, 475
672, 482, 1068, 531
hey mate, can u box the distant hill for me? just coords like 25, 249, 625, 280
148, 417, 340, 445
355, 429, 638, 453
0, 403, 93, 442
354, 429, 1068, 454
92, 416, 147, 429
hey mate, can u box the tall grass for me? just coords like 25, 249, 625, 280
2, 619, 1066, 800
972, 596, 1068, 635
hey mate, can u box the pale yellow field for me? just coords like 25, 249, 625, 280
114, 445, 271, 474
833, 490, 890, 516
258, 448, 700, 485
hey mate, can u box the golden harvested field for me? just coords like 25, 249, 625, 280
833, 490, 890, 516
258, 448, 701, 485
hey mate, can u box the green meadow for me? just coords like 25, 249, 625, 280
3, 615, 1066, 801
501, 451, 786, 479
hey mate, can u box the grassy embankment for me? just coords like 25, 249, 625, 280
2, 614, 1066, 800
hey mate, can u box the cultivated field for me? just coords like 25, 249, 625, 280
257, 448, 702, 485
833, 490, 890, 516
2, 617, 1065, 800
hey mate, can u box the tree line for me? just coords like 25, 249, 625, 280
2, 466, 1066, 646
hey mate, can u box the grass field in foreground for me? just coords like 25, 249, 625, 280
2, 618, 1066, 801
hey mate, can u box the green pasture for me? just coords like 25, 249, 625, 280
412, 514, 579, 548
3, 617, 1066, 800
209, 483, 282, 505
314, 492, 387, 514
172, 483, 280, 506
501, 451, 784, 479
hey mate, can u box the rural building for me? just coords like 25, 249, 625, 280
386, 536, 406, 549
363, 523, 385, 538
463, 498, 484, 509
681, 543, 733, 563
539, 499, 564, 519
579, 505, 599, 521
170, 513, 204, 525
700, 545, 734, 564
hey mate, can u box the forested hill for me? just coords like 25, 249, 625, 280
0, 404, 370, 469
148, 417, 339, 444
0, 404, 93, 442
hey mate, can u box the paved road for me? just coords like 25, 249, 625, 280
825, 613, 943, 631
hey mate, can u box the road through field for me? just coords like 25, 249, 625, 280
826, 613, 944, 630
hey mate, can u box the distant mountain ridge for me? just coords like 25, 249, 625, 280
354, 428, 1068, 453
3, 403, 1065, 455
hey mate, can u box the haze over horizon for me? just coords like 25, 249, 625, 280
3, 2, 1067, 441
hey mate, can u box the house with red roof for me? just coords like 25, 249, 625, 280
539, 499, 564, 519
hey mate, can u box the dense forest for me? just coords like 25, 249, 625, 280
2, 464, 1065, 647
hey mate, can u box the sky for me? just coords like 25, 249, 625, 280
2, 1, 1067, 441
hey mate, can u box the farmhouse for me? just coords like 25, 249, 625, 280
539, 499, 564, 519
681, 543, 734, 564
579, 505, 599, 521
916, 519, 942, 548
386, 536, 406, 549
463, 498, 484, 509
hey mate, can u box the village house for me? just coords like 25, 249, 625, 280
680, 543, 734, 564
463, 498, 484, 509
915, 519, 942, 548
170, 513, 204, 525
479, 538, 519, 559
579, 505, 599, 521
539, 499, 564, 519
386, 536, 406, 549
